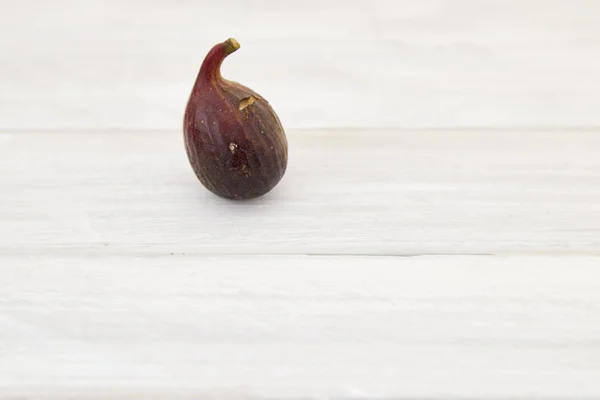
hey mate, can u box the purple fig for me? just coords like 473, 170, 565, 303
183, 38, 288, 200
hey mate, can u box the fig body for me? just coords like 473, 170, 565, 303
183, 38, 288, 200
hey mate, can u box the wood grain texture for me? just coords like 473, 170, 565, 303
1, 0, 600, 129
1, 129, 600, 398
1, 129, 599, 256
1, 255, 600, 399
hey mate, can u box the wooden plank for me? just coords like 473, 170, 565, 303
1, 255, 599, 398
1, 1, 600, 129
1, 129, 599, 256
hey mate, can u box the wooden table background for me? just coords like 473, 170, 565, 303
1, 1, 600, 399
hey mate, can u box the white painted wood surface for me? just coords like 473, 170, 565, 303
1, 255, 600, 399
3, 1, 600, 397
1, 129, 600, 398
1, 0, 600, 130
2, 129, 600, 255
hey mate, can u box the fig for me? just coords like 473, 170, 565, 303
183, 38, 288, 200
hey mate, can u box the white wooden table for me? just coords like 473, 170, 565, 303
1, 129, 600, 399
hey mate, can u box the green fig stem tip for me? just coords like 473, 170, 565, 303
224, 38, 240, 55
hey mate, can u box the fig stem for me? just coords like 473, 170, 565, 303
199, 38, 240, 82
224, 38, 240, 55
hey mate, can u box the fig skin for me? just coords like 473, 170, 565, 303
183, 38, 288, 200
